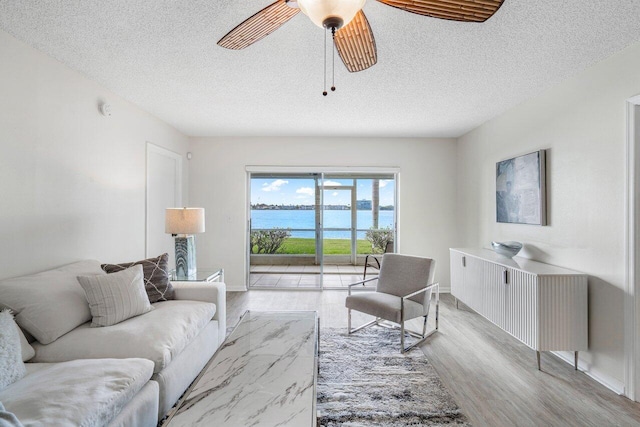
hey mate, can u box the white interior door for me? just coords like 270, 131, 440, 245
146, 143, 182, 268
625, 99, 640, 401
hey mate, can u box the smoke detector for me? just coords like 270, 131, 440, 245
99, 103, 112, 117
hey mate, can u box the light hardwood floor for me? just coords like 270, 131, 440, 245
226, 290, 640, 427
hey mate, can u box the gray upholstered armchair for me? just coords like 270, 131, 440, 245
346, 253, 439, 353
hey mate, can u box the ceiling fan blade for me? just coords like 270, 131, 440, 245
334, 10, 377, 73
376, 0, 504, 22
217, 0, 300, 50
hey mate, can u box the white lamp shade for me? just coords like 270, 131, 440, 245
298, 0, 366, 28
165, 208, 205, 234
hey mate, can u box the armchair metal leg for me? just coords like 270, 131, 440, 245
348, 304, 379, 335
350, 318, 379, 334
351, 314, 438, 354
400, 286, 440, 353
435, 292, 439, 331
350, 283, 441, 354
422, 315, 427, 337
401, 319, 439, 353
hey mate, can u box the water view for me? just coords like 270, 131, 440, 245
251, 209, 395, 239
250, 176, 396, 256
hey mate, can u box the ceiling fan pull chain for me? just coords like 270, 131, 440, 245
331, 27, 336, 92
323, 29, 327, 96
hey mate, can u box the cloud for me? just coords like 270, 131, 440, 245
296, 187, 314, 197
379, 179, 393, 188
262, 179, 288, 192
323, 180, 342, 186
332, 192, 339, 196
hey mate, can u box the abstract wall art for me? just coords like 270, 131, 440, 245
496, 150, 546, 225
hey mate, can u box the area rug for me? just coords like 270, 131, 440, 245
317, 327, 471, 426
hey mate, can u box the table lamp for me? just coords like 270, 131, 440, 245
165, 207, 205, 279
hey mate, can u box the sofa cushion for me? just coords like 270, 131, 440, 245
0, 310, 26, 390
32, 300, 216, 373
0, 358, 153, 427
78, 265, 154, 327
152, 321, 219, 418
102, 253, 174, 303
345, 291, 426, 323
0, 260, 105, 344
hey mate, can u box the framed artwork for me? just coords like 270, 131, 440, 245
496, 150, 546, 225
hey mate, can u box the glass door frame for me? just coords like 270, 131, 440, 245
321, 180, 357, 266
246, 166, 400, 291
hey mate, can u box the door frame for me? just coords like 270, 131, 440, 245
625, 95, 640, 401
245, 166, 400, 290
145, 142, 183, 258
321, 181, 357, 266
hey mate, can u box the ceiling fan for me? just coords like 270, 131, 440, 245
218, 0, 504, 92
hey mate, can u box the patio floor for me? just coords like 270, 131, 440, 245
249, 264, 378, 289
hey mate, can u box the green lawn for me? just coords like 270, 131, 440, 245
277, 238, 375, 255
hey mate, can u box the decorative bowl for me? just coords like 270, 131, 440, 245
491, 241, 523, 258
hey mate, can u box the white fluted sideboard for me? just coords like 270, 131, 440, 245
450, 248, 588, 370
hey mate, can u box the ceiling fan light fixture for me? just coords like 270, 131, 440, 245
297, 0, 366, 29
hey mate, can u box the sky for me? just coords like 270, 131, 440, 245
250, 178, 395, 206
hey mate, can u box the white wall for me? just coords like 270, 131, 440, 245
0, 30, 190, 279
456, 41, 640, 392
188, 137, 457, 291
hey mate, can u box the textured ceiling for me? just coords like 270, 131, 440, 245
1, 0, 640, 137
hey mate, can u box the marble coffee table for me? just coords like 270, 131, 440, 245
162, 310, 319, 427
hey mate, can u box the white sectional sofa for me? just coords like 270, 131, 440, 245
0, 260, 226, 426
2, 358, 159, 427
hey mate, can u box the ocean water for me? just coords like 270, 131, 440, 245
251, 210, 394, 239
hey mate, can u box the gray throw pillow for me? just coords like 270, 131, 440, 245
78, 265, 154, 327
101, 253, 174, 303
0, 310, 26, 391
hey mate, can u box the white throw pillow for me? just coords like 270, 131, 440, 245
0, 310, 26, 391
78, 265, 154, 327
0, 260, 105, 344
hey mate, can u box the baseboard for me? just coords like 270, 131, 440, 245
233, 286, 454, 293
552, 351, 625, 395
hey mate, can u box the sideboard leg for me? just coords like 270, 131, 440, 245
536, 351, 541, 370
574, 351, 578, 370
455, 297, 459, 309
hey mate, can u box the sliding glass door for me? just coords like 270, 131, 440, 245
249, 174, 320, 288
248, 171, 396, 289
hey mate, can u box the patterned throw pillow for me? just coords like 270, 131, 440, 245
0, 310, 26, 390
78, 265, 154, 327
101, 253, 174, 303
